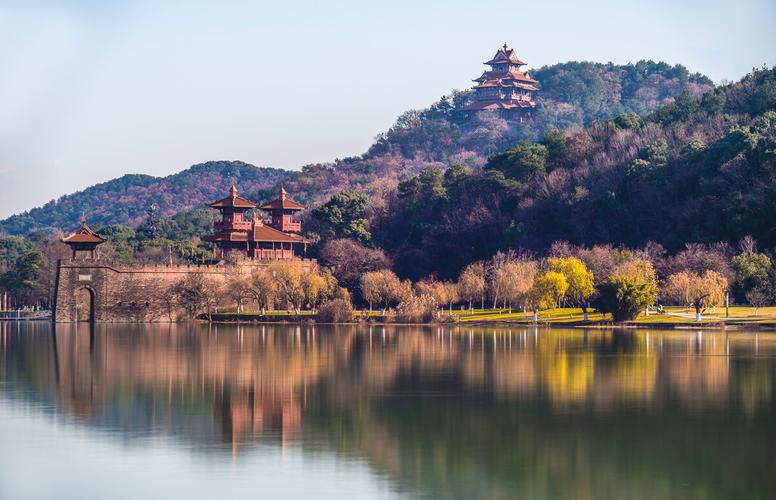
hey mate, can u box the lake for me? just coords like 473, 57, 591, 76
1, 322, 774, 500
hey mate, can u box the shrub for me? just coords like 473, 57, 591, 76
380, 308, 396, 323
436, 313, 458, 323
396, 294, 438, 323
316, 299, 354, 323
593, 275, 656, 322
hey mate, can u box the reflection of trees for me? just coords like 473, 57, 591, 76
1, 323, 776, 499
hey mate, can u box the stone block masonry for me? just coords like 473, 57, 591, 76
52, 259, 314, 322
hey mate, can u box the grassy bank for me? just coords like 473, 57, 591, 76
207, 306, 776, 328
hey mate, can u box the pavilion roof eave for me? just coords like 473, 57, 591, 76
61, 219, 106, 244
484, 57, 526, 66
207, 196, 257, 209
475, 71, 539, 84
257, 199, 305, 211
252, 224, 311, 243
61, 234, 106, 244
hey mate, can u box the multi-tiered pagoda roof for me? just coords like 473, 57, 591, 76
461, 44, 539, 115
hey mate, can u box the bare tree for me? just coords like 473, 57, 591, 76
360, 269, 411, 312
171, 273, 220, 321
457, 262, 486, 311
745, 289, 769, 316
663, 270, 728, 321
320, 239, 392, 291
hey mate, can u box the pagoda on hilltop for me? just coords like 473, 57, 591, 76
206, 185, 310, 260
460, 43, 539, 120
61, 215, 106, 260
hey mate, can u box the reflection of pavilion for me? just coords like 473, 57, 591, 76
44, 324, 319, 454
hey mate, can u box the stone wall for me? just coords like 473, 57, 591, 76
53, 258, 315, 322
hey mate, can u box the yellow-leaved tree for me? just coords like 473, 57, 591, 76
527, 271, 569, 320
548, 257, 595, 320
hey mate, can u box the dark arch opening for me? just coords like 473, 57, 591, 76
75, 287, 95, 323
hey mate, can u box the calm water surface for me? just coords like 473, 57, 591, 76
1, 322, 774, 500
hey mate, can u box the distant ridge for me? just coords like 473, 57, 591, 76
0, 161, 289, 235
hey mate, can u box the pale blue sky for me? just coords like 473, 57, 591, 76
1, 0, 774, 218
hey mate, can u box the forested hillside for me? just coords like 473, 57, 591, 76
0, 60, 709, 236
364, 67, 776, 278
283, 61, 712, 204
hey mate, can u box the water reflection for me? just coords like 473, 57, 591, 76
1, 322, 775, 499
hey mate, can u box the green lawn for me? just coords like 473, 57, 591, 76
217, 310, 315, 316
445, 306, 776, 325
213, 306, 776, 326
454, 307, 606, 323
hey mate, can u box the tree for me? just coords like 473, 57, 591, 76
360, 270, 410, 311
320, 238, 391, 292
527, 271, 568, 320
661, 243, 734, 282
0, 249, 45, 307
499, 261, 538, 312
575, 245, 630, 284
302, 265, 338, 309
267, 260, 306, 312
485, 141, 549, 182
396, 294, 438, 323
416, 280, 459, 313
615, 258, 659, 300
440, 281, 459, 312
542, 130, 570, 168
171, 273, 220, 320
487, 251, 536, 310
548, 257, 595, 320
457, 262, 486, 311
663, 270, 728, 320
731, 251, 772, 303
311, 190, 372, 244
250, 267, 277, 312
593, 275, 656, 322
591, 258, 659, 321
224, 272, 254, 313
745, 289, 769, 316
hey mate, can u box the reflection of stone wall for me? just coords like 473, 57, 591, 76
47, 324, 328, 449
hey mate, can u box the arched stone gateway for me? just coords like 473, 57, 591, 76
75, 286, 96, 322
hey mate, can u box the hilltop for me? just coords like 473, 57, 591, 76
369, 66, 776, 278
0, 60, 711, 236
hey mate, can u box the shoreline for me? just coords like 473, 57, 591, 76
7, 311, 775, 331
198, 313, 776, 331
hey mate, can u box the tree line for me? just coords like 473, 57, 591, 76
314, 235, 776, 322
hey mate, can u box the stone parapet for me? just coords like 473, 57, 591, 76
53, 258, 316, 323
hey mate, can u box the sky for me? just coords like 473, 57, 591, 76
0, 0, 774, 219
